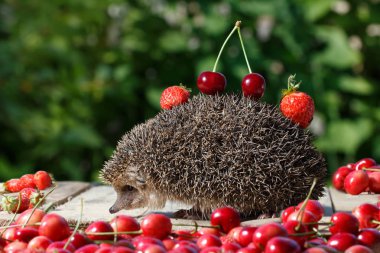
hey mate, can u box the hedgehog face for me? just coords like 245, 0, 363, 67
109, 184, 147, 213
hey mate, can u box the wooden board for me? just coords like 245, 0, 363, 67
328, 186, 379, 213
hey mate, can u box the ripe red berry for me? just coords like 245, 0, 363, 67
20, 174, 36, 189
196, 234, 222, 249
241, 73, 266, 99
252, 222, 288, 249
34, 171, 53, 190
140, 214, 172, 240
1, 194, 29, 213
352, 203, 380, 229
160, 86, 191, 110
280, 75, 314, 128
368, 172, 380, 193
327, 232, 357, 252
85, 221, 114, 241
332, 166, 353, 191
296, 200, 324, 221
280, 91, 314, 128
109, 215, 140, 235
281, 206, 297, 223
38, 213, 71, 241
210, 206, 241, 233
264, 236, 301, 253
357, 228, 380, 248
344, 170, 369, 195
27, 236, 52, 252
197, 71, 226, 95
329, 212, 359, 235
345, 245, 374, 253
236, 226, 257, 247
354, 158, 377, 170
4, 178, 23, 192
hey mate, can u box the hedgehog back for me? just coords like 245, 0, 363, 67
121, 94, 326, 216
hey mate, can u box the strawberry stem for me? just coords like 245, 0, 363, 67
212, 21, 239, 72
237, 22, 252, 74
0, 193, 22, 236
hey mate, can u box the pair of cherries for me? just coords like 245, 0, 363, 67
197, 71, 265, 99
196, 21, 266, 99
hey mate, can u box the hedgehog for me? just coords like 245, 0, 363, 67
100, 94, 327, 219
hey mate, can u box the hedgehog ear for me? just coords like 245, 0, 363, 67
126, 165, 146, 189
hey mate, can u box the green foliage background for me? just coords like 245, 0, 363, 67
0, 0, 379, 181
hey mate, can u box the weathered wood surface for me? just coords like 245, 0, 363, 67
0, 182, 379, 227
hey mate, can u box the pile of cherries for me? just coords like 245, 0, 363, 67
0, 199, 379, 253
332, 157, 380, 195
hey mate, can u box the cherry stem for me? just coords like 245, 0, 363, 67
295, 178, 318, 231
371, 220, 380, 225
172, 222, 220, 231
0, 222, 41, 229
237, 23, 252, 73
86, 231, 142, 236
289, 230, 317, 237
363, 168, 380, 172
212, 21, 240, 72
64, 198, 83, 250
22, 186, 57, 228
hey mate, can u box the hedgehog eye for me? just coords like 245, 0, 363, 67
122, 185, 135, 192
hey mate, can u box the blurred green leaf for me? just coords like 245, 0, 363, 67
338, 76, 374, 95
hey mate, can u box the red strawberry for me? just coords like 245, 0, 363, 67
160, 85, 190, 110
20, 188, 44, 208
1, 194, 29, 213
4, 179, 23, 192
280, 74, 314, 128
20, 174, 36, 189
34, 171, 53, 190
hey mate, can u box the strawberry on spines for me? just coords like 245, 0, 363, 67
280, 74, 315, 129
160, 85, 191, 110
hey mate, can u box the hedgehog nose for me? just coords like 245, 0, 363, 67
109, 205, 118, 214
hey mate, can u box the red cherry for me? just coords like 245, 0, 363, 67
236, 227, 257, 247
172, 245, 198, 253
197, 234, 222, 249
199, 246, 222, 253
283, 220, 309, 247
241, 73, 266, 99
210, 206, 241, 233
15, 227, 39, 243
2, 226, 19, 241
196, 228, 221, 237
85, 221, 114, 241
287, 210, 318, 230
345, 245, 374, 253
327, 232, 357, 252
281, 206, 297, 223
332, 166, 353, 191
173, 230, 194, 241
197, 71, 226, 95
173, 241, 199, 252
221, 242, 242, 252
142, 244, 167, 253
140, 214, 172, 240
225, 226, 243, 243
64, 233, 91, 249
27, 235, 52, 251
368, 172, 380, 193
4, 241, 28, 252
303, 248, 328, 253
296, 200, 324, 221
132, 236, 165, 249
329, 212, 359, 235
264, 236, 301, 253
46, 241, 76, 253
357, 228, 380, 248
344, 170, 369, 195
252, 222, 288, 249
162, 238, 177, 250
352, 203, 380, 229
16, 208, 46, 226
74, 244, 100, 253
38, 213, 71, 241
355, 158, 377, 170
110, 215, 140, 235
236, 247, 262, 253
